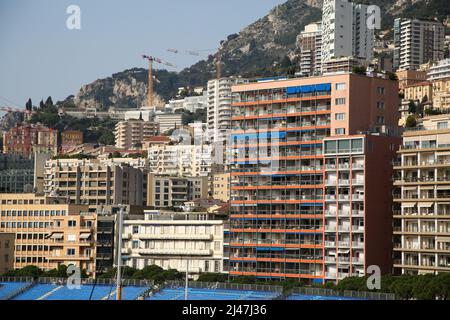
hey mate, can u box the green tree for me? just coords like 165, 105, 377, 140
405, 115, 417, 128
197, 273, 228, 283
98, 131, 115, 145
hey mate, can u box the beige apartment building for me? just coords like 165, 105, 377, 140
147, 174, 208, 208
0, 194, 97, 276
44, 158, 147, 206
393, 115, 450, 275
115, 119, 159, 149
397, 70, 428, 91
211, 172, 230, 202
121, 210, 224, 279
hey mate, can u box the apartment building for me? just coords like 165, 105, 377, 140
393, 115, 450, 275
154, 113, 183, 134
0, 233, 14, 274
396, 69, 428, 91
147, 174, 208, 208
60, 130, 83, 154
3, 124, 58, 157
211, 172, 230, 202
168, 92, 207, 113
393, 18, 445, 71
114, 119, 159, 149
0, 194, 97, 276
44, 158, 147, 206
228, 73, 399, 282
298, 22, 322, 77
207, 77, 248, 144
148, 144, 213, 177
121, 210, 224, 279
321, 0, 374, 68
321, 56, 369, 75
428, 59, 450, 111
323, 134, 400, 282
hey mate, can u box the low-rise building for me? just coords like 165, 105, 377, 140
121, 210, 224, 278
60, 130, 83, 154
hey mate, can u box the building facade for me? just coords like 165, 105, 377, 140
0, 232, 14, 274
121, 210, 224, 279
3, 124, 58, 157
60, 130, 83, 154
393, 18, 445, 71
114, 119, 159, 149
207, 77, 248, 144
44, 158, 147, 206
211, 172, 231, 202
321, 0, 374, 69
323, 134, 400, 282
147, 144, 212, 177
227, 73, 399, 283
298, 22, 322, 77
393, 115, 450, 275
147, 174, 208, 208
0, 194, 97, 276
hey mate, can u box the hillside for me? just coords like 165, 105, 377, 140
59, 0, 450, 110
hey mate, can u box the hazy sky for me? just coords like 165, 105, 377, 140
0, 0, 286, 108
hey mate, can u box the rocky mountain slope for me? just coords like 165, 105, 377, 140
60, 0, 450, 110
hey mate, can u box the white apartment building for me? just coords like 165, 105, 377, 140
121, 210, 224, 278
427, 58, 450, 81
154, 113, 183, 133
168, 92, 207, 113
321, 0, 374, 69
394, 18, 445, 71
207, 77, 247, 143
114, 119, 159, 149
148, 144, 213, 177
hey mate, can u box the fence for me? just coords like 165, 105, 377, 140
289, 286, 396, 300
37, 277, 153, 287
0, 276, 34, 283
0, 277, 35, 300
166, 280, 283, 293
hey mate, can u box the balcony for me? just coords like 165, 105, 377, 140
135, 248, 212, 256
125, 233, 213, 240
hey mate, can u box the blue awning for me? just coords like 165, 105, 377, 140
286, 83, 331, 95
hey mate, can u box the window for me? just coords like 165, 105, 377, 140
324, 140, 337, 154
67, 249, 76, 256
335, 83, 346, 90
335, 113, 345, 120
377, 101, 385, 109
377, 87, 385, 94
132, 241, 139, 249
132, 226, 139, 234
68, 220, 77, 227
437, 121, 448, 130
335, 128, 345, 135
335, 98, 346, 105
376, 116, 385, 124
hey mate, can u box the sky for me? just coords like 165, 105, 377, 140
0, 0, 286, 108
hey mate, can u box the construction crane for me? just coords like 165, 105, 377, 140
167, 48, 223, 79
141, 55, 177, 107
